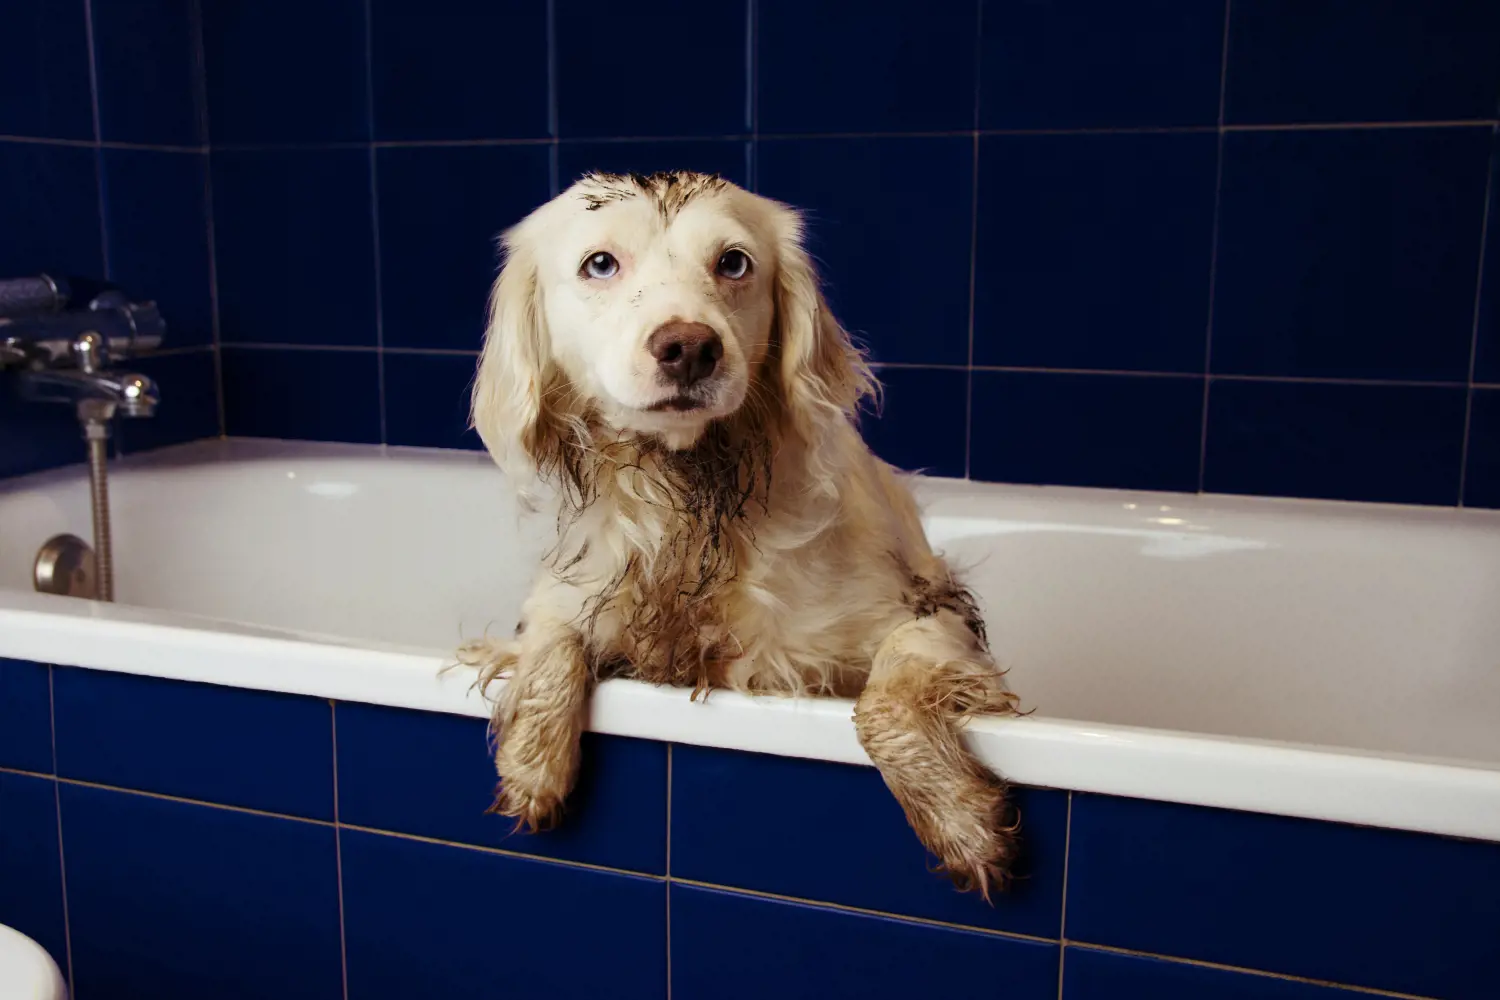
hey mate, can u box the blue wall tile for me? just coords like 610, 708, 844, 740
671, 745, 1067, 938
369, 0, 547, 142
221, 346, 381, 443
1476, 137, 1500, 387
0, 659, 52, 773
383, 352, 481, 450
377, 144, 550, 351
557, 140, 749, 190
1204, 380, 1467, 505
102, 149, 213, 346
1466, 388, 1500, 509
1066, 793, 1500, 1000
1224, 1, 1500, 125
54, 667, 334, 820
758, 137, 973, 366
342, 829, 666, 1000
672, 884, 1059, 1000
91, 0, 203, 146
0, 772, 67, 974
861, 367, 967, 478
212, 148, 376, 347
555, 0, 746, 139
980, 0, 1224, 130
202, 0, 369, 144
1064, 946, 1375, 1000
974, 132, 1217, 372
971, 371, 1203, 491
61, 783, 343, 999
0, 141, 102, 279
114, 349, 220, 454
1213, 127, 1489, 382
759, 0, 977, 135
0, 0, 93, 140
336, 703, 666, 873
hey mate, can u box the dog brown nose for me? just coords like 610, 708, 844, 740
648, 321, 723, 387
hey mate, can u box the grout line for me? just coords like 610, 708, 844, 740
330, 703, 350, 1000
51, 774, 336, 825
81, 0, 111, 281
1456, 125, 1495, 506
1198, 0, 1233, 493
221, 342, 380, 353
135, 343, 216, 359
546, 0, 559, 196
46, 668, 76, 991
190, 0, 227, 439
1055, 791, 1074, 1000
1063, 942, 1438, 1000
745, 0, 757, 191
362, 0, 388, 446
962, 0, 983, 481
1223, 118, 1495, 133
672, 877, 1059, 944
98, 140, 207, 154
337, 822, 664, 881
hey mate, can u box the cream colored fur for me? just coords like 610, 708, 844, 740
463, 171, 1023, 897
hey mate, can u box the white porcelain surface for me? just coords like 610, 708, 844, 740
0, 924, 67, 1000
2, 439, 1498, 841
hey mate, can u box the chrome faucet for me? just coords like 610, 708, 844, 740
3, 330, 162, 602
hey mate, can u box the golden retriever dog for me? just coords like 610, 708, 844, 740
463, 170, 1023, 896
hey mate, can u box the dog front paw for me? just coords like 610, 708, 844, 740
488, 773, 567, 833
913, 773, 1020, 902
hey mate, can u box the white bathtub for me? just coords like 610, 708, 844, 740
2, 439, 1498, 842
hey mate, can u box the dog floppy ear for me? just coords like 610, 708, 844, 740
771, 209, 876, 440
471, 225, 561, 493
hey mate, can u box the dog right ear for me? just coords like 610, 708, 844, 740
472, 227, 558, 494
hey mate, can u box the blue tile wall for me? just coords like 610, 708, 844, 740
11, 2, 1500, 507
2, 0, 219, 478
4, 664, 1500, 997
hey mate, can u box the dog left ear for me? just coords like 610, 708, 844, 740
770, 209, 876, 439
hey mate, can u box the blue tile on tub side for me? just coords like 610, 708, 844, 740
369, 0, 548, 142
0, 772, 67, 974
101, 149, 213, 347
221, 346, 381, 443
1065, 793, 1500, 1000
1203, 380, 1467, 506
670, 745, 1066, 937
973, 132, 1217, 373
383, 352, 482, 451
212, 148, 376, 347
54, 667, 335, 820
1223, 1, 1500, 126
1211, 127, 1490, 382
0, 0, 93, 140
90, 0, 203, 146
114, 349, 220, 454
756, 137, 973, 366
557, 140, 750, 190
969, 371, 1204, 492
1465, 388, 1500, 509
201, 0, 369, 144
0, 140, 103, 281
979, 0, 1224, 130
672, 884, 1058, 1000
61, 782, 343, 1000
1064, 946, 1379, 1000
342, 828, 666, 1000
758, 0, 977, 135
376, 145, 551, 351
860, 366, 966, 478
0, 659, 52, 773
554, 0, 746, 139
335, 703, 667, 874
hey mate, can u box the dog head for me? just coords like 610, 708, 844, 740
472, 171, 873, 489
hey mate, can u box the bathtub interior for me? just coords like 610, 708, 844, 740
2, 438, 1500, 768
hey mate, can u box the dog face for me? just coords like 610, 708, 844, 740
473, 171, 874, 484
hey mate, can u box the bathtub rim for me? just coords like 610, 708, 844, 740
3, 588, 1498, 846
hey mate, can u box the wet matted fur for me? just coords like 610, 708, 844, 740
461, 171, 1024, 897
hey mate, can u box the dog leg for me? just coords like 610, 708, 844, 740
480, 623, 590, 831
854, 612, 1021, 900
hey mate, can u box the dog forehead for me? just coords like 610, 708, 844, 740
555, 177, 754, 253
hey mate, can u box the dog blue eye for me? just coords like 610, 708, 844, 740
582, 252, 618, 279
716, 249, 751, 280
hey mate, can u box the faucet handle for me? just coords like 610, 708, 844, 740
72, 330, 108, 373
